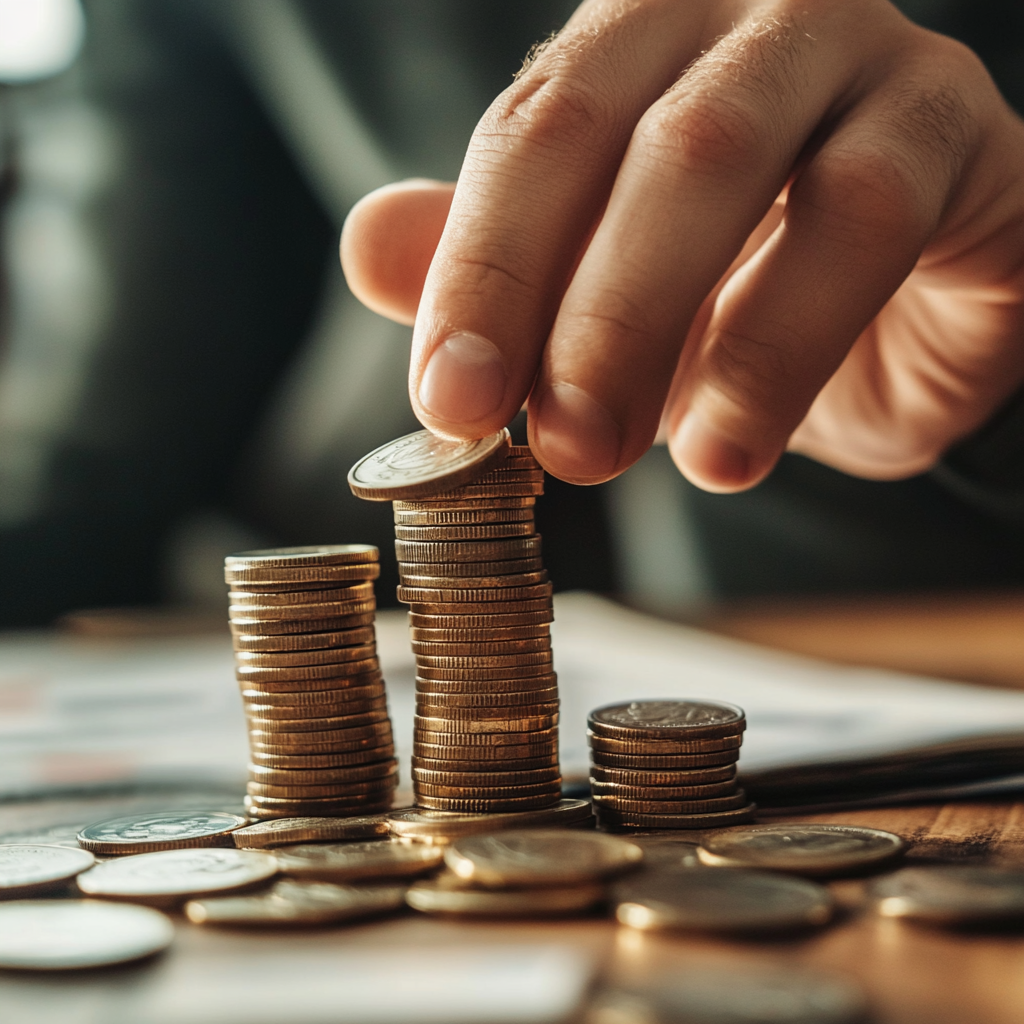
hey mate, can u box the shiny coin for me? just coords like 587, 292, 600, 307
247, 709, 389, 731
394, 495, 534, 512
593, 792, 749, 815
0, 900, 173, 969
185, 880, 407, 927
590, 764, 737, 787
77, 811, 247, 854
407, 875, 602, 916
249, 720, 391, 745
412, 766, 561, 787
587, 968, 868, 1024
596, 804, 756, 830
399, 568, 547, 588
411, 625, 549, 642
395, 537, 542, 563
398, 583, 553, 604
591, 779, 739, 800
588, 700, 745, 740
417, 687, 560, 709
236, 658, 380, 684
249, 746, 395, 769
699, 824, 905, 876
241, 675, 384, 698
388, 799, 592, 840
415, 712, 558, 733
235, 646, 379, 668
415, 651, 552, 669
229, 583, 374, 605
415, 781, 562, 800
424, 482, 544, 499
0, 845, 96, 897
231, 622, 376, 652
630, 839, 703, 869
225, 545, 378, 570
229, 598, 377, 622
275, 840, 443, 882
416, 673, 558, 693
230, 578, 363, 593
416, 794, 562, 813
411, 637, 551, 656
230, 612, 377, 636
225, 563, 381, 585
408, 598, 552, 616
588, 732, 743, 755
613, 868, 833, 934
445, 829, 642, 888
348, 427, 511, 500
412, 754, 559, 773
416, 664, 556, 682
409, 610, 552, 628
248, 759, 398, 785
591, 750, 739, 770
232, 814, 392, 848
871, 865, 1024, 924
395, 522, 535, 540
76, 848, 278, 905
247, 777, 397, 798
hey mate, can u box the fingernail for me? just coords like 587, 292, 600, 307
418, 332, 507, 425
674, 413, 751, 489
533, 383, 621, 481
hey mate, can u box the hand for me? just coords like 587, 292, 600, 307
340, 0, 1024, 491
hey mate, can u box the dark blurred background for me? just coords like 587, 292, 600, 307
0, 0, 1022, 627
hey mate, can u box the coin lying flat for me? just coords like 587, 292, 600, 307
274, 840, 443, 882
698, 824, 906, 876
76, 848, 278, 905
225, 545, 379, 570
232, 815, 392, 848
444, 829, 643, 888
613, 868, 833, 934
348, 428, 511, 500
388, 799, 592, 841
407, 875, 604, 917
77, 811, 248, 854
596, 805, 756, 830
587, 968, 868, 1024
629, 839, 703, 869
0, 845, 96, 897
871, 865, 1024, 924
588, 700, 746, 740
185, 880, 407, 927
0, 900, 174, 969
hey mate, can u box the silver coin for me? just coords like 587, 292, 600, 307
0, 900, 173, 970
77, 811, 247, 854
348, 428, 511, 500
871, 865, 1024, 924
0, 845, 96, 897
589, 700, 745, 740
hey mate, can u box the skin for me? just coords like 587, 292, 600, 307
340, 0, 1024, 493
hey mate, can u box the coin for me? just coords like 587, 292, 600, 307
871, 865, 1024, 923
395, 508, 536, 527
591, 780, 739, 800
235, 646, 380, 668
247, 778, 396, 798
591, 750, 739, 770
698, 824, 906, 876
388, 799, 592, 840
396, 522, 535, 540
588, 734, 742, 756
416, 673, 558, 693
396, 537, 543, 562
249, 720, 391, 746
0, 845, 96, 897
397, 583, 553, 603
590, 764, 737, 787
596, 805, 756, 830
406, 875, 603, 916
394, 496, 535, 512
232, 814, 392, 848
424, 482, 544, 499
445, 830, 643, 888
399, 568, 548, 588
0, 900, 174, 969
613, 868, 833, 934
417, 688, 560, 709
408, 598, 553, 616
416, 664, 555, 682
226, 545, 379, 570
589, 700, 746, 740
236, 659, 381, 684
226, 563, 381, 585
416, 794, 561, 813
412, 754, 559, 773
415, 781, 562, 800
229, 598, 377, 621
77, 811, 247, 854
229, 583, 375, 606
231, 623, 378, 652
248, 759, 398, 785
230, 613, 377, 636
416, 652, 552, 670
249, 745, 395, 769
412, 766, 561, 787
185, 880, 407, 926
274, 840, 444, 881
76, 848, 278, 905
593, 791, 749, 815
630, 839, 703, 869
411, 625, 550, 642
415, 711, 559, 732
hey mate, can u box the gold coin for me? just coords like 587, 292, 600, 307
236, 658, 380, 684
393, 495, 535, 511
411, 638, 551, 657
185, 879, 406, 926
415, 711, 559, 733
592, 791, 749, 815
348, 427, 511, 501
395, 537, 542, 563
247, 776, 397, 799
228, 582, 375, 606
415, 725, 558, 745
394, 506, 535, 526
589, 763, 737, 787
77, 848, 278, 906
411, 625, 549, 642
590, 779, 739, 800
240, 682, 384, 705
230, 612, 377, 636
231, 622, 377, 652
595, 804, 756, 830
275, 840, 443, 882
416, 687, 559, 708
398, 566, 546, 586
0, 846, 96, 898
235, 645, 378, 669
588, 732, 742, 755
395, 522, 534, 541
406, 599, 552, 617
591, 750, 739, 770
231, 814, 392, 848
445, 829, 641, 888
871, 865, 1024, 923
415, 793, 561, 813
412, 766, 561, 787
588, 700, 746, 741
250, 745, 395, 769
398, 582, 553, 604
77, 812, 248, 854
247, 759, 398, 786
225, 563, 380, 585
406, 875, 602, 916
229, 600, 379, 622
416, 673, 558, 693
698, 824, 906, 876
225, 545, 379, 570
613, 868, 833, 934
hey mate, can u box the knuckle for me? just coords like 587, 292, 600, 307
704, 327, 798, 409
445, 253, 537, 299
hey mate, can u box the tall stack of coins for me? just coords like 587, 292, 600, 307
225, 546, 397, 819
588, 700, 756, 829
349, 429, 561, 813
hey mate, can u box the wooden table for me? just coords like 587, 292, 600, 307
4, 593, 1024, 1024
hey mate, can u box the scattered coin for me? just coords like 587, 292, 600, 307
388, 799, 593, 841
596, 805, 756, 830
871, 865, 1024, 924
232, 815, 392, 848
444, 829, 643, 888
0, 845, 96, 897
613, 868, 834, 934
698, 824, 905, 876
0, 900, 174, 969
76, 848, 278, 906
406, 875, 604, 917
185, 879, 407, 927
274, 840, 444, 881
76, 811, 247, 854
629, 839, 703, 869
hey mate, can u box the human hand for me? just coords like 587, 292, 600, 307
341, 0, 1024, 491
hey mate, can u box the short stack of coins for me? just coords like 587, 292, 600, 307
396, 449, 560, 812
224, 545, 397, 819
588, 700, 756, 830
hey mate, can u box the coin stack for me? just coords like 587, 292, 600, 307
224, 546, 398, 819
588, 700, 756, 830
396, 446, 561, 813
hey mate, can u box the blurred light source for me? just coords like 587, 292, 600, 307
0, 0, 84, 83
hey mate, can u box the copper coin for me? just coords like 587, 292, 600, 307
588, 700, 746, 741
588, 732, 743, 755
395, 522, 534, 540
592, 791, 749, 815
414, 742, 557, 762
247, 777, 397, 799
394, 506, 535, 526
229, 600, 379, 622
251, 729, 394, 756
475, 468, 543, 482
248, 718, 390, 745
230, 611, 377, 636
228, 581, 375, 606
225, 545, 379, 570
411, 754, 558, 773
409, 611, 552, 628
398, 566, 546, 586
398, 582, 553, 604
416, 687, 560, 709
235, 645, 379, 669
248, 759, 398, 786
245, 783, 395, 807
591, 750, 739, 769
491, 454, 539, 469
250, 746, 395, 769
393, 495, 535, 511
225, 563, 380, 585
415, 651, 552, 669
239, 671, 384, 695
411, 638, 551, 657
423, 482, 543, 499
415, 708, 559, 729
415, 782, 562, 800
416, 723, 558, 744
415, 672, 557, 693
235, 657, 380, 684
228, 578, 362, 593
410, 624, 549, 642
589, 763, 738, 787
395, 537, 542, 563
595, 804, 757, 830
240, 682, 384, 706
590, 779, 740, 800
244, 794, 394, 814
412, 766, 561, 787
405, 598, 552, 616
245, 701, 387, 722
415, 794, 559, 813
231, 624, 376, 652
415, 663, 554, 682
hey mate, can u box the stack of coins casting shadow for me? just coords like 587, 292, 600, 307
224, 546, 398, 819
348, 429, 561, 813
588, 700, 757, 830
